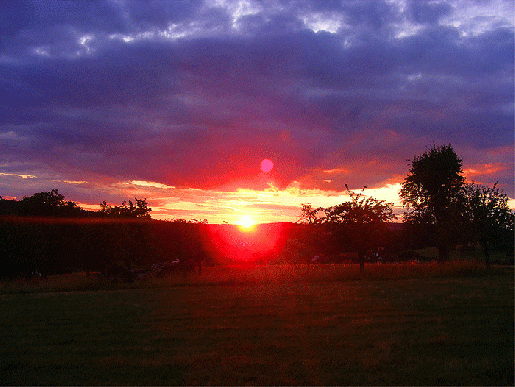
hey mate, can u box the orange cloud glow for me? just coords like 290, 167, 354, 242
464, 163, 508, 177
101, 178, 408, 224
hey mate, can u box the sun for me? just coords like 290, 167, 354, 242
237, 215, 255, 230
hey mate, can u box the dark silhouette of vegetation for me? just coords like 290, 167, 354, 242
300, 186, 395, 272
298, 203, 324, 224
0, 191, 154, 279
400, 144, 466, 261
0, 190, 152, 219
325, 187, 395, 272
0, 217, 206, 279
0, 145, 513, 281
99, 198, 152, 218
0, 197, 18, 216
2, 189, 85, 217
462, 183, 514, 268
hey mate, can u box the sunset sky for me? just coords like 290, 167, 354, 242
1, 0, 513, 224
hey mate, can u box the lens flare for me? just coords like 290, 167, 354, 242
260, 159, 274, 173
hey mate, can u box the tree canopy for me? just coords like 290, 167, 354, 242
400, 144, 465, 224
0, 190, 152, 219
323, 187, 394, 225
99, 198, 152, 219
400, 145, 466, 260
15, 189, 83, 217
298, 203, 324, 225
300, 187, 395, 271
462, 182, 514, 267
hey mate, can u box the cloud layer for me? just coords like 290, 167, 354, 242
1, 0, 513, 221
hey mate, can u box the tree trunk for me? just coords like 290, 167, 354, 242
437, 244, 449, 263
482, 240, 490, 270
358, 249, 365, 273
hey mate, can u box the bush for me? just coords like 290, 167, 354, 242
397, 250, 423, 262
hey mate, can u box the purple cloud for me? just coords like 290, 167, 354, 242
1, 0, 513, 217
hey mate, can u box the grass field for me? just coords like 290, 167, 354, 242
1, 263, 513, 385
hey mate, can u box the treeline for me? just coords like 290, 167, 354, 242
0, 189, 296, 278
1, 145, 513, 279
0, 216, 401, 280
0, 205, 510, 280
0, 190, 158, 278
0, 217, 209, 279
0, 189, 151, 218
0, 189, 159, 278
298, 145, 514, 270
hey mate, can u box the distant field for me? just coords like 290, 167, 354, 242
1, 264, 513, 385
0, 260, 506, 293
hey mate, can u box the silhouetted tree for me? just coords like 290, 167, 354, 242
400, 145, 465, 261
323, 186, 395, 271
297, 204, 331, 260
0, 197, 18, 216
16, 189, 83, 217
299, 187, 395, 271
298, 204, 324, 224
99, 198, 151, 218
462, 183, 515, 268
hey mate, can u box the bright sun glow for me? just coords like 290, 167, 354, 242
237, 215, 255, 230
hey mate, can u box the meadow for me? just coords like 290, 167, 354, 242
1, 263, 513, 385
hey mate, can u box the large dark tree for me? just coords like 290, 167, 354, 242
400, 144, 466, 261
462, 183, 514, 267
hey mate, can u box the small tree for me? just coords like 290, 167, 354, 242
462, 183, 514, 268
400, 144, 465, 261
298, 204, 324, 224
323, 187, 395, 272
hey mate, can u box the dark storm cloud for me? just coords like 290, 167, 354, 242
1, 0, 513, 204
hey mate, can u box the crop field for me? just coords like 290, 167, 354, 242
1, 263, 513, 385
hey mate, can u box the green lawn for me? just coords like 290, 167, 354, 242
0, 265, 513, 385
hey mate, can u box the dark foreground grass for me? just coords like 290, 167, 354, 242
0, 260, 502, 293
0, 265, 513, 385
